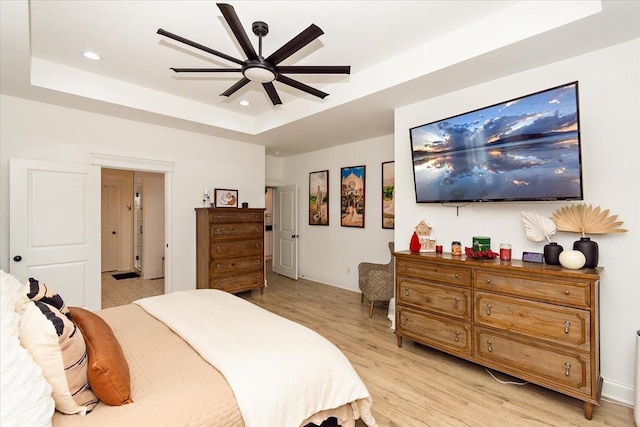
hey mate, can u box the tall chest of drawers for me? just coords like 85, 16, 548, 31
394, 251, 602, 419
195, 207, 265, 294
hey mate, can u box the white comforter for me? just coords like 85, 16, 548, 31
134, 290, 377, 427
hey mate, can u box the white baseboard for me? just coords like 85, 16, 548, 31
602, 378, 635, 407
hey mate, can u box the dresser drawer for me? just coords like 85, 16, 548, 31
475, 328, 591, 395
210, 255, 263, 276
396, 259, 471, 287
397, 306, 471, 355
475, 291, 590, 351
397, 278, 471, 320
209, 222, 263, 240
475, 271, 591, 308
209, 210, 264, 223
209, 270, 264, 292
210, 239, 263, 258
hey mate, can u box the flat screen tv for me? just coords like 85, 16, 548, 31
409, 82, 583, 203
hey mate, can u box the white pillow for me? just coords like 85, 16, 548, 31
0, 332, 55, 427
0, 270, 28, 337
20, 301, 98, 415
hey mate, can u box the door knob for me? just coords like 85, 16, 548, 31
13, 255, 22, 262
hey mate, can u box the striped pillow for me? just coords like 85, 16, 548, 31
19, 301, 98, 415
26, 277, 69, 317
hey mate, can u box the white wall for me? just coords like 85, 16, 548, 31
395, 39, 640, 405
0, 95, 266, 294
281, 136, 394, 290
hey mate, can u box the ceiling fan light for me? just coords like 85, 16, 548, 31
243, 66, 276, 83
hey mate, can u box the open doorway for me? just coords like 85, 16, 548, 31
101, 168, 165, 308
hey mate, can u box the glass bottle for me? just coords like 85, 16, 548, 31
451, 241, 462, 256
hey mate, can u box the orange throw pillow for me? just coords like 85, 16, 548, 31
68, 307, 133, 406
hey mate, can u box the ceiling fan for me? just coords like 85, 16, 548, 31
157, 2, 351, 106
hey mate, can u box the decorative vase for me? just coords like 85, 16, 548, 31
573, 237, 599, 268
543, 242, 563, 265
409, 231, 421, 253
559, 250, 586, 270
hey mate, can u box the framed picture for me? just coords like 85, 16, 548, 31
309, 170, 329, 225
214, 189, 238, 208
340, 165, 365, 228
382, 161, 395, 229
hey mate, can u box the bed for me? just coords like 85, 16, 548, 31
0, 270, 377, 427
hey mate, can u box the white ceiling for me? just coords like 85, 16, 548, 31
1, 1, 639, 156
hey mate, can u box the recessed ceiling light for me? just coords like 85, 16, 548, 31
239, 100, 250, 106
83, 51, 101, 61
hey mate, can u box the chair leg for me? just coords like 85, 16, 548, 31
369, 301, 375, 318
361, 293, 364, 303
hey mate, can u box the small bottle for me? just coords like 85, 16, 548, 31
451, 241, 462, 256
500, 243, 512, 261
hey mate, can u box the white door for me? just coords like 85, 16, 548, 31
141, 172, 165, 279
9, 158, 101, 310
273, 185, 298, 280
101, 184, 120, 272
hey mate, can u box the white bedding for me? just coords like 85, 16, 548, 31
134, 290, 377, 427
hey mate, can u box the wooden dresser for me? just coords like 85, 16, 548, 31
195, 207, 265, 294
394, 251, 602, 419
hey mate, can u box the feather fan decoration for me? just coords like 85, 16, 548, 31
521, 211, 557, 242
550, 203, 628, 237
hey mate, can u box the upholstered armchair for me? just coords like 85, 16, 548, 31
358, 242, 394, 317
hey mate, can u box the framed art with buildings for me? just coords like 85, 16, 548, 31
382, 161, 395, 229
309, 170, 329, 225
340, 165, 365, 228
214, 189, 238, 208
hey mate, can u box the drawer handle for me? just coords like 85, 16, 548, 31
402, 316, 409, 326
215, 228, 221, 235
454, 273, 459, 279
564, 362, 571, 376
216, 265, 221, 271
216, 283, 222, 288
485, 279, 491, 284
216, 246, 221, 253
404, 266, 408, 270
564, 321, 570, 334
404, 287, 410, 297
487, 340, 492, 352
454, 298, 459, 310
564, 290, 570, 295
454, 331, 460, 342
254, 243, 259, 249
255, 260, 261, 265
486, 304, 492, 316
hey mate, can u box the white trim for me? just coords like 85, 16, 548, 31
90, 153, 173, 295
90, 152, 175, 173
602, 378, 635, 407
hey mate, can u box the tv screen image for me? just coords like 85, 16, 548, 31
410, 82, 583, 203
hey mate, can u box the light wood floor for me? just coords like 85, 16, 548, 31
102, 267, 635, 426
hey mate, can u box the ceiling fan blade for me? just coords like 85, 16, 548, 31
217, 3, 258, 61
276, 74, 328, 99
220, 77, 251, 97
277, 65, 350, 74
170, 68, 242, 73
157, 28, 244, 66
266, 24, 324, 66
262, 83, 282, 106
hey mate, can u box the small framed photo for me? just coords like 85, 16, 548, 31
309, 170, 329, 225
340, 165, 365, 228
214, 189, 238, 208
382, 161, 395, 229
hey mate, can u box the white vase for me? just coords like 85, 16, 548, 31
559, 250, 586, 270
